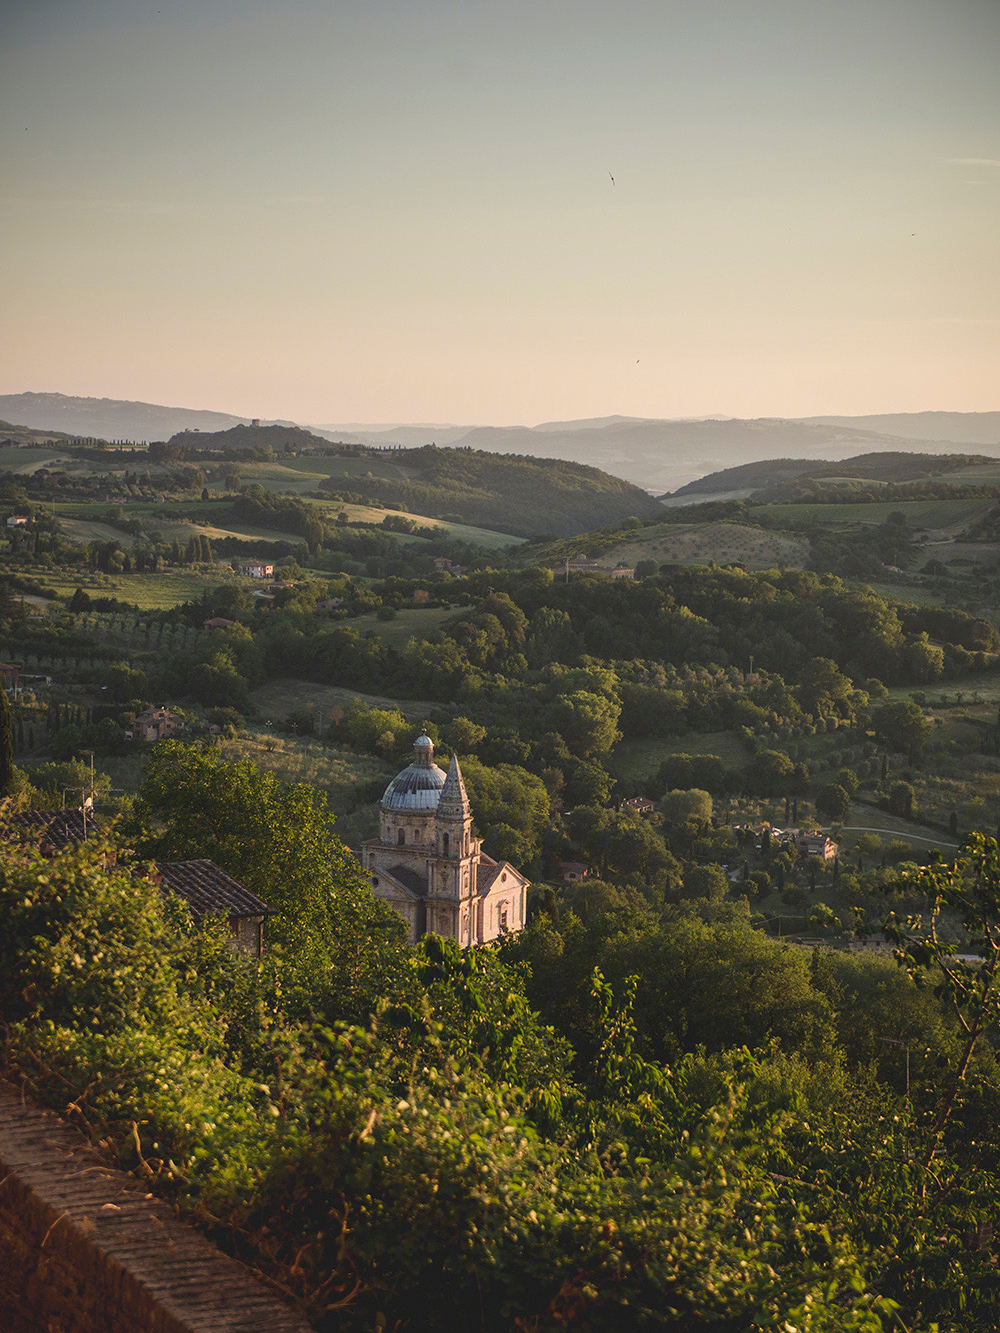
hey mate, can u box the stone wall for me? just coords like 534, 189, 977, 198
0, 1080, 311, 1333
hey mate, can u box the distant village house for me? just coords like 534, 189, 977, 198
619, 797, 655, 815
240, 561, 274, 579
128, 706, 184, 743
563, 556, 635, 580
558, 861, 591, 883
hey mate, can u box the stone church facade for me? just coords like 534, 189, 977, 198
359, 732, 529, 947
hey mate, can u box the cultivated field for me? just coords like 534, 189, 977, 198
757, 498, 995, 534
602, 521, 810, 570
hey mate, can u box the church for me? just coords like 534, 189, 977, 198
359, 732, 529, 947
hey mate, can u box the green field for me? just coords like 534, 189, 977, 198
926, 461, 1000, 485
46, 494, 522, 552
15, 564, 233, 610
839, 802, 960, 854
611, 731, 750, 784
757, 498, 994, 532
0, 447, 75, 473
344, 605, 456, 648
250, 678, 438, 724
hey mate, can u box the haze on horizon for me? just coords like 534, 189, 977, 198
2, 0, 997, 429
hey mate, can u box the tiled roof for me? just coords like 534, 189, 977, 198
476, 857, 501, 896
3, 808, 100, 848
385, 863, 428, 898
155, 860, 272, 918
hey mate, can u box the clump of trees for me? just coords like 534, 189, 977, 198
9, 753, 1000, 1328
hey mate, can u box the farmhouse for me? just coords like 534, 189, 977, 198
240, 561, 274, 579
620, 796, 655, 815
558, 860, 590, 882
359, 732, 529, 948
129, 706, 184, 743
153, 860, 272, 958
563, 555, 635, 579
798, 832, 839, 862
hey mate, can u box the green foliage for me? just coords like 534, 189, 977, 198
816, 782, 851, 822
131, 741, 407, 1012
660, 787, 713, 829
460, 755, 550, 866
872, 700, 930, 754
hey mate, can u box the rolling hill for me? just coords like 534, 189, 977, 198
2, 394, 998, 495
667, 451, 997, 502
317, 445, 665, 538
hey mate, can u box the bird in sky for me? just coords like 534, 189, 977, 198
609, 172, 615, 185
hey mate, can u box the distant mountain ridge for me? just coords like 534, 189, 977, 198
803, 412, 1000, 445
1, 393, 997, 494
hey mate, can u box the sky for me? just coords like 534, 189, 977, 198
1, 0, 998, 426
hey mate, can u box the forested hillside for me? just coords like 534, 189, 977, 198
319, 445, 664, 537
670, 450, 995, 500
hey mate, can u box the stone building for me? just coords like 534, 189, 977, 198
153, 859, 272, 958
359, 732, 528, 947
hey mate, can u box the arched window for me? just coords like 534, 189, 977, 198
398, 828, 405, 845
443, 832, 450, 856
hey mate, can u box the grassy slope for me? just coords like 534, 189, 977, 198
596, 521, 810, 570
49, 494, 522, 551
343, 605, 457, 648
756, 497, 994, 532
213, 732, 390, 813
250, 679, 439, 722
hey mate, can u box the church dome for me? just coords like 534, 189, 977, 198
381, 732, 448, 811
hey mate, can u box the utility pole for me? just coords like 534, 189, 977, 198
879, 1036, 910, 1097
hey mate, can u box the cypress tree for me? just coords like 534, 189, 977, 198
0, 686, 15, 799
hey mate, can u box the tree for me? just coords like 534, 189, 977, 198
679, 863, 728, 903
660, 788, 713, 830
548, 690, 621, 759
745, 749, 794, 798
816, 783, 851, 822
884, 834, 1000, 1168
132, 742, 405, 1005
799, 656, 853, 714
872, 700, 930, 755
888, 781, 915, 820
461, 757, 550, 864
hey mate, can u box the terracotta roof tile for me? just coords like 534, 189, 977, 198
3, 809, 100, 849
155, 860, 272, 918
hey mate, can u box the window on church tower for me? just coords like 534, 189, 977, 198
443, 832, 450, 856
398, 829, 405, 845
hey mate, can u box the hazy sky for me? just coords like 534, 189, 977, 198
2, 0, 998, 425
